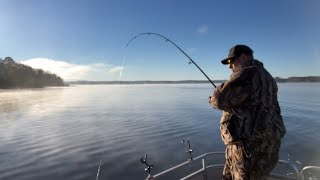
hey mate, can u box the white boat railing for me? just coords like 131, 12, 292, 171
143, 151, 319, 180
300, 166, 320, 180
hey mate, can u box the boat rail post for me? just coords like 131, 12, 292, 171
202, 158, 208, 180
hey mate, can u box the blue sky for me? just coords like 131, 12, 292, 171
0, 0, 319, 81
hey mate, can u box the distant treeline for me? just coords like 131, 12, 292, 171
68, 76, 320, 85
0, 57, 65, 89
274, 76, 320, 82
68, 80, 226, 85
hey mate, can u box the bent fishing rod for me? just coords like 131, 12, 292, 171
126, 32, 216, 88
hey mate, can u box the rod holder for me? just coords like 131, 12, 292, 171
181, 140, 193, 161
141, 154, 153, 179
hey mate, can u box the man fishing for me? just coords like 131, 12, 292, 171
209, 45, 286, 180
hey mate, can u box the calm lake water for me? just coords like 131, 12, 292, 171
0, 83, 319, 180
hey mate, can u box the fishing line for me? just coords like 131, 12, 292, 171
119, 56, 125, 79
126, 32, 216, 88
117, 55, 126, 84
96, 33, 216, 177
96, 160, 102, 180
96, 50, 127, 179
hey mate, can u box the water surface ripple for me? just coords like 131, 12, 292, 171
0, 83, 319, 179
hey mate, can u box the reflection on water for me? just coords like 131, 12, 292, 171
0, 83, 319, 180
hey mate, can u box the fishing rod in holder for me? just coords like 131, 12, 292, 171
181, 139, 193, 161
126, 32, 217, 88
141, 154, 153, 178
140, 140, 195, 179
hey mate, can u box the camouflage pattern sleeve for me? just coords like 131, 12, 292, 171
210, 69, 253, 110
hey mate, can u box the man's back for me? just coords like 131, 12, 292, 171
244, 60, 286, 143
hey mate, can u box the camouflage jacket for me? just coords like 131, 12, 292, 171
210, 60, 286, 147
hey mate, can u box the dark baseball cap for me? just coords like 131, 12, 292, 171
221, 45, 253, 65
